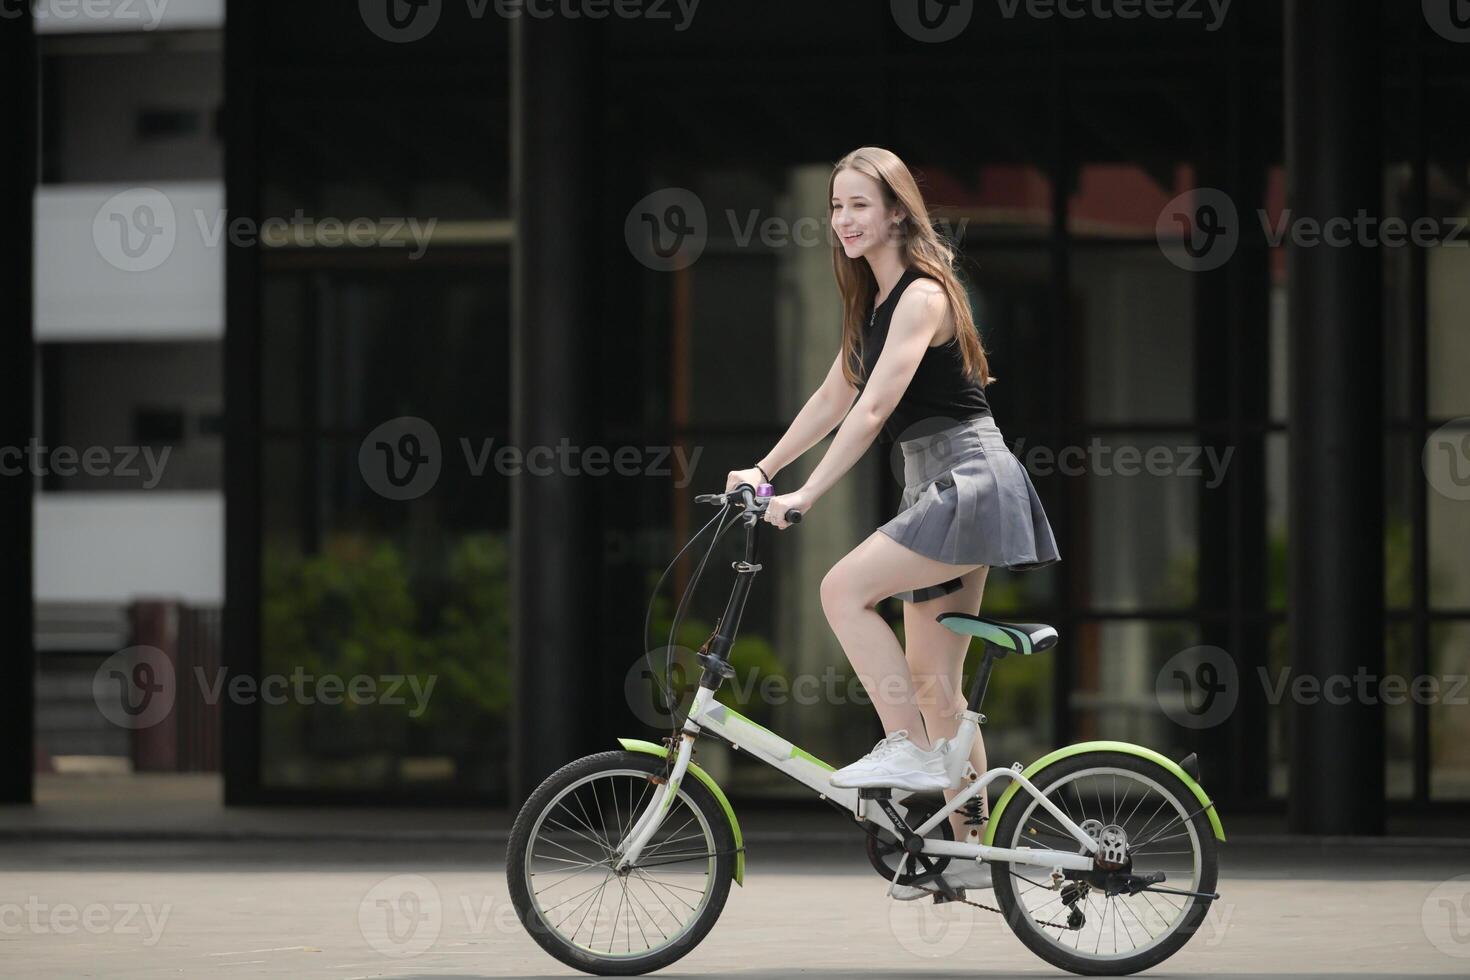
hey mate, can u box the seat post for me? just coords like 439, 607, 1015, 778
966, 641, 1000, 712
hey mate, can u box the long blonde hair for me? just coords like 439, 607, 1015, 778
830, 146, 991, 388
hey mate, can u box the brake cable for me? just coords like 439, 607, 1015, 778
639, 497, 744, 730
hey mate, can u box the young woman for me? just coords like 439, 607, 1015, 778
725, 146, 1060, 896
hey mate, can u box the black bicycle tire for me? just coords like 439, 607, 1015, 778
507, 750, 736, 976
990, 751, 1220, 976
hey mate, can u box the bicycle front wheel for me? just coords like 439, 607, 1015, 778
990, 751, 1219, 976
506, 750, 735, 975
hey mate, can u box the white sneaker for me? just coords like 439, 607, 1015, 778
829, 729, 952, 791
890, 860, 993, 901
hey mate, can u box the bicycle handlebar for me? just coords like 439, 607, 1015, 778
697, 483, 803, 524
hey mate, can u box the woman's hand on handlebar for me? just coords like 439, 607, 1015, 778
762, 488, 811, 530
725, 467, 766, 493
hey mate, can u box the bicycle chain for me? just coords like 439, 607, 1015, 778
902, 879, 1078, 931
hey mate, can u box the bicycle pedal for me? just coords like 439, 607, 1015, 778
931, 887, 966, 905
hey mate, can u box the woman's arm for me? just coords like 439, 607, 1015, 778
797, 282, 946, 503
727, 352, 856, 491
758, 352, 859, 477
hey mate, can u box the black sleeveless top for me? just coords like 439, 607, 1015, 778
857, 266, 991, 442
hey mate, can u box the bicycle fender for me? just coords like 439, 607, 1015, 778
617, 737, 744, 885
984, 740, 1226, 845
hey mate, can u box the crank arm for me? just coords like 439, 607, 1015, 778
1137, 885, 1222, 901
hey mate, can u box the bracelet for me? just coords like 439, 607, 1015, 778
754, 463, 771, 483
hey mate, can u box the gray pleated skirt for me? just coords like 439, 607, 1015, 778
878, 415, 1061, 604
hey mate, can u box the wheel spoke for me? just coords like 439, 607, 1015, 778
520, 765, 721, 964
999, 765, 1207, 965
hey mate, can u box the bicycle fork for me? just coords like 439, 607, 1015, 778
611, 689, 711, 873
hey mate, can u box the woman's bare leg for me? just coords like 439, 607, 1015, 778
903, 565, 991, 842
820, 531, 983, 750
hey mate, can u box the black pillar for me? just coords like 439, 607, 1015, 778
0, 4, 36, 805
509, 15, 599, 805
1285, 0, 1384, 834
222, 0, 264, 804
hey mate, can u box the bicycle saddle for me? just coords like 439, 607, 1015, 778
936, 613, 1058, 655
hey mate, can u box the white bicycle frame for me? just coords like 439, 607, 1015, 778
612, 685, 1099, 878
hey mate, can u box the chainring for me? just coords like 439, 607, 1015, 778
863, 792, 954, 884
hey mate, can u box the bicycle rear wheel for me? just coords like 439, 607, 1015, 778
990, 751, 1219, 976
507, 750, 735, 975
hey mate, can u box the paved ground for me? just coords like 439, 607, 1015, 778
3, 839, 1469, 978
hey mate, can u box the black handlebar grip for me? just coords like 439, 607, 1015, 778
785, 509, 803, 523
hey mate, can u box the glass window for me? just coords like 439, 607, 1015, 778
1428, 442, 1470, 610
919, 163, 1054, 241
1069, 619, 1202, 762
1385, 622, 1414, 800
1266, 432, 1289, 611
1071, 247, 1195, 424
1084, 433, 1201, 611
1426, 213, 1470, 421
965, 247, 1057, 427
39, 341, 222, 492
1430, 622, 1470, 800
